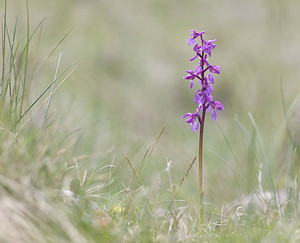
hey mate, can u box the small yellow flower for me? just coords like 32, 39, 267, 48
112, 206, 124, 213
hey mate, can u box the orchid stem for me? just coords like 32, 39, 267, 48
199, 108, 206, 223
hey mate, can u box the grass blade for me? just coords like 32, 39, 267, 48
44, 52, 62, 123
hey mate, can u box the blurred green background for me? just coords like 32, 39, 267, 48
3, 0, 300, 205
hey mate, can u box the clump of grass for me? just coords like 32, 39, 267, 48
0, 0, 78, 130
0, 1, 94, 242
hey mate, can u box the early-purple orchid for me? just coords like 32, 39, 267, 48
182, 30, 224, 220
182, 30, 224, 132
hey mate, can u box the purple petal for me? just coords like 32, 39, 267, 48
186, 117, 194, 123
195, 89, 201, 95
190, 55, 198, 61
187, 38, 196, 46
204, 59, 210, 67
207, 39, 216, 44
194, 93, 202, 104
186, 69, 195, 75
206, 94, 213, 103
206, 84, 213, 94
196, 104, 203, 113
200, 95, 206, 104
212, 110, 217, 120
193, 44, 202, 53
183, 74, 192, 80
191, 122, 199, 132
208, 73, 214, 84
210, 65, 222, 74
195, 65, 202, 74
215, 101, 224, 110
206, 105, 211, 112
190, 30, 205, 39
182, 113, 191, 119
190, 80, 194, 89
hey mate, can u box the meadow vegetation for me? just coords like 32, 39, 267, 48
1, 0, 300, 242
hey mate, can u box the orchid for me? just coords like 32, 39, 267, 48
182, 112, 200, 133
181, 30, 224, 221
187, 30, 205, 46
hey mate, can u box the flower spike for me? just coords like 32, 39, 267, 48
181, 30, 224, 222
182, 31, 224, 131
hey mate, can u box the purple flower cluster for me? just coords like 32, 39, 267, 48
182, 30, 224, 132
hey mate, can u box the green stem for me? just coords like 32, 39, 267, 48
19, 0, 30, 123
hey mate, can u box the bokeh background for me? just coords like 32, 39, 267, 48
4, 0, 300, 206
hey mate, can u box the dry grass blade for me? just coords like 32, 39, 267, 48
179, 156, 197, 188
125, 153, 142, 185
165, 157, 197, 215
140, 126, 165, 172
125, 153, 154, 213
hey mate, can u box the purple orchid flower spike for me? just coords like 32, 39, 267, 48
181, 30, 224, 221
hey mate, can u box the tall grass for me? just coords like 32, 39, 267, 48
0, 1, 90, 242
